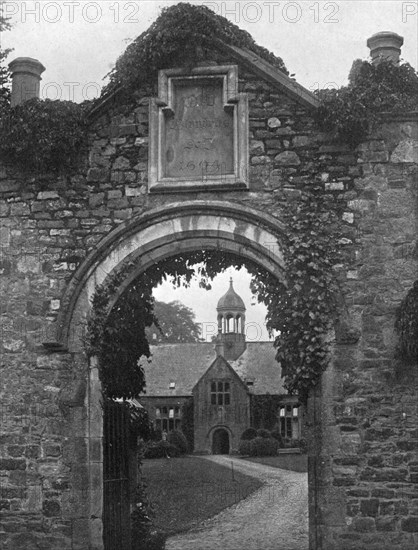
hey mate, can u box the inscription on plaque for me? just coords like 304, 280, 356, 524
149, 65, 248, 191
164, 78, 234, 180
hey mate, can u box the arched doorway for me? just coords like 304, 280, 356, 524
57, 201, 309, 550
212, 428, 230, 454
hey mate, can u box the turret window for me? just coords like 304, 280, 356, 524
210, 381, 230, 405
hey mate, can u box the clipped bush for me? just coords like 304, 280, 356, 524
256, 428, 271, 439
270, 428, 284, 447
238, 439, 252, 456
167, 430, 189, 454
144, 440, 180, 459
290, 438, 308, 453
240, 427, 257, 441
248, 437, 278, 457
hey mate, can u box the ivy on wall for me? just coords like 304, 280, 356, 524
103, 2, 288, 97
0, 12, 11, 118
86, 190, 342, 404
252, 186, 343, 401
0, 98, 89, 173
395, 281, 418, 362
316, 59, 418, 146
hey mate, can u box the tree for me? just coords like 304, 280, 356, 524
145, 300, 201, 344
0, 11, 12, 115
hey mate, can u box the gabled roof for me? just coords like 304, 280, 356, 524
88, 39, 318, 121
191, 354, 249, 394
214, 40, 319, 110
228, 343, 286, 395
141, 342, 286, 397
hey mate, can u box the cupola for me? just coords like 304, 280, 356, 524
215, 278, 246, 361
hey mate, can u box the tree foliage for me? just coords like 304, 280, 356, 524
316, 59, 418, 146
145, 300, 201, 344
103, 2, 287, 96
0, 11, 12, 117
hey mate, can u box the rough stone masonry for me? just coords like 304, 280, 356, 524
0, 28, 417, 550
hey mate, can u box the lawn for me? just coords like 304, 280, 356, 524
142, 456, 263, 536
238, 454, 308, 473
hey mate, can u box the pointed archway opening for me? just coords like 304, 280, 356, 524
212, 428, 230, 454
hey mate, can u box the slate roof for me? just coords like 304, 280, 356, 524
141, 342, 286, 397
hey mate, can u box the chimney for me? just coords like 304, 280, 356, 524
367, 31, 404, 65
8, 57, 46, 107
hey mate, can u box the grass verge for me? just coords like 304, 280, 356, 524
142, 455, 263, 536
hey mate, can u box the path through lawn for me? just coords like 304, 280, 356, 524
165, 455, 308, 550
142, 455, 263, 537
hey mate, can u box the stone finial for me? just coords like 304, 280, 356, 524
367, 31, 404, 65
8, 57, 46, 107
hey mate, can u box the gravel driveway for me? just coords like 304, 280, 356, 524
165, 455, 308, 550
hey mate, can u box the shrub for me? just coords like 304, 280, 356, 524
238, 439, 252, 456
152, 428, 162, 442
167, 430, 189, 454
248, 437, 278, 457
131, 478, 166, 550
144, 440, 180, 459
290, 438, 308, 453
256, 428, 271, 439
240, 427, 257, 441
270, 428, 284, 447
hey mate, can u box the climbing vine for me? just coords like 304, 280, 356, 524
0, 11, 11, 118
258, 185, 343, 401
86, 188, 342, 405
85, 250, 276, 399
0, 98, 89, 173
395, 281, 418, 362
102, 2, 287, 96
316, 59, 418, 146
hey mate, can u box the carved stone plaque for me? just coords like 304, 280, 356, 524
149, 65, 248, 191
165, 78, 234, 179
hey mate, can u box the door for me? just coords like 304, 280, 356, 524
212, 428, 230, 454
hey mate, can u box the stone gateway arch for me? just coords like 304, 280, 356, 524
0, 11, 417, 550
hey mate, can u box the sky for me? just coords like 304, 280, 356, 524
1, 1, 417, 103
1, 0, 417, 338
153, 266, 274, 342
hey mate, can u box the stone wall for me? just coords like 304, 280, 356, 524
311, 117, 418, 550
0, 50, 417, 549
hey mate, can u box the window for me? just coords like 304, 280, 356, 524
210, 381, 230, 405
279, 404, 299, 439
169, 381, 176, 389
155, 404, 182, 433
